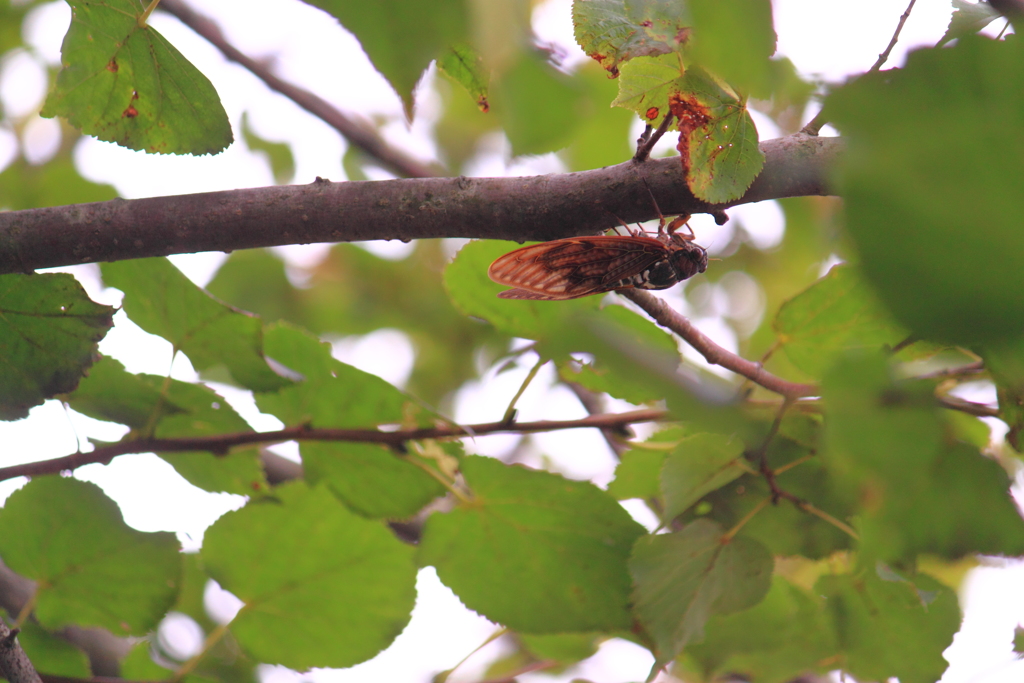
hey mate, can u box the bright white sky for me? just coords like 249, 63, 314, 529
2, 1, 1023, 682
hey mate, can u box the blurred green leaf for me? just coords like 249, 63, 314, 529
436, 43, 489, 112
938, 0, 1001, 47
419, 456, 645, 633
572, 0, 692, 76
682, 577, 835, 683
0, 155, 117, 210
201, 482, 417, 670
518, 632, 601, 665
241, 112, 294, 184
560, 61, 635, 171
661, 432, 747, 520
775, 265, 907, 377
102, 258, 289, 392
688, 0, 777, 98
828, 37, 1024, 343
491, 50, 586, 156
823, 353, 1024, 560
41, 0, 231, 154
15, 620, 91, 677
630, 519, 773, 669
817, 569, 959, 683
0, 478, 180, 635
303, 0, 467, 114
0, 272, 113, 420
302, 441, 445, 518
607, 427, 686, 501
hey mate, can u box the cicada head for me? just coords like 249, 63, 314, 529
669, 241, 708, 282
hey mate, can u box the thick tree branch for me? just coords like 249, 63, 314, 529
157, 0, 442, 179
0, 409, 667, 483
620, 290, 819, 399
0, 621, 42, 683
0, 135, 841, 274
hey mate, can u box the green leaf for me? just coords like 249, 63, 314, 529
102, 258, 289, 392
0, 478, 180, 635
302, 0, 467, 115
823, 353, 1024, 560
612, 52, 686, 123
518, 632, 601, 665
0, 154, 117, 210
120, 642, 174, 680
241, 112, 294, 184
436, 43, 489, 112
0, 273, 114, 420
15, 620, 91, 677
688, 0, 777, 98
774, 264, 907, 377
938, 0, 1001, 47
629, 519, 773, 669
674, 66, 763, 203
491, 50, 586, 156
827, 37, 1024, 344
201, 482, 417, 670
817, 569, 960, 683
561, 62, 635, 172
607, 429, 684, 501
418, 456, 645, 633
682, 577, 836, 683
572, 0, 692, 77
41, 0, 231, 155
302, 441, 445, 519
661, 433, 747, 520
255, 322, 410, 428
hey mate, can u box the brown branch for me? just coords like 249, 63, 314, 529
634, 112, 675, 162
0, 134, 842, 273
0, 410, 668, 484
936, 395, 1000, 418
619, 290, 818, 399
157, 0, 441, 179
802, 0, 916, 136
0, 621, 42, 683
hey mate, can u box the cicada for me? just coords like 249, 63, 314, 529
488, 220, 708, 301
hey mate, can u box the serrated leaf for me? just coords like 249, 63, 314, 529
418, 456, 645, 633
436, 43, 489, 112
0, 478, 180, 635
201, 482, 417, 669
774, 265, 907, 377
629, 519, 773, 669
41, 0, 231, 155
301, 441, 445, 519
102, 258, 288, 392
817, 570, 959, 683
611, 52, 685, 123
572, 0, 692, 76
938, 0, 1000, 47
0, 273, 113, 420
674, 67, 763, 203
827, 37, 1024, 343
255, 322, 409, 428
661, 433, 747, 520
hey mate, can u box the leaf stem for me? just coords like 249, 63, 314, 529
502, 356, 547, 424
722, 496, 771, 541
138, 0, 161, 27
171, 622, 229, 683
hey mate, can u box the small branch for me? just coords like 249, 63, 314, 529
0, 135, 843, 273
0, 621, 42, 683
565, 380, 630, 459
0, 410, 668, 484
937, 395, 1000, 418
634, 112, 675, 162
157, 0, 441, 179
802, 0, 916, 135
914, 361, 985, 381
619, 290, 818, 399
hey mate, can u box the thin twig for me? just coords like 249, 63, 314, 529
620, 290, 818, 399
0, 410, 668, 484
158, 0, 442, 179
914, 361, 985, 380
634, 112, 675, 162
802, 0, 917, 135
936, 395, 1000, 418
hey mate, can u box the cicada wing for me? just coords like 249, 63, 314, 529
496, 287, 583, 301
488, 237, 668, 299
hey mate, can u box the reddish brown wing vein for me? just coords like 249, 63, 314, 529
488, 236, 669, 299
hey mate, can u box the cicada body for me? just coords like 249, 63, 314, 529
488, 229, 708, 300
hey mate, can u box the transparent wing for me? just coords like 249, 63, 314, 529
488, 236, 669, 299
